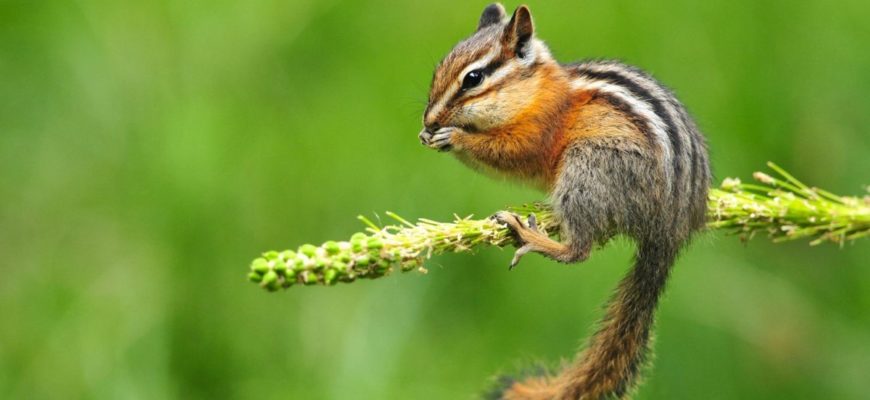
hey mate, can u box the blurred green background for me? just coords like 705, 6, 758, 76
2, 1, 869, 399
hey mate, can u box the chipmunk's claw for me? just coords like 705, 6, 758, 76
492, 211, 540, 270
509, 244, 533, 270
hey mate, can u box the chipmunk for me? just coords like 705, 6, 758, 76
418, 4, 711, 400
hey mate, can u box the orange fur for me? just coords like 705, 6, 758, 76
451, 79, 652, 191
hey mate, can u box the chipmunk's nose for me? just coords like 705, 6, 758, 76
424, 121, 441, 133
419, 121, 441, 145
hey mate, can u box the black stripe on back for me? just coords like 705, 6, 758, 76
574, 67, 684, 196
592, 92, 656, 144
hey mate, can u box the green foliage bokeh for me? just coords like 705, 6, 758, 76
1, 1, 869, 399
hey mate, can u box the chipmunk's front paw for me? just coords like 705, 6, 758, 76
418, 127, 457, 152
492, 212, 541, 270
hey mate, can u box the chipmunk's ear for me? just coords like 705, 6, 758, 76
478, 3, 506, 31
503, 5, 534, 58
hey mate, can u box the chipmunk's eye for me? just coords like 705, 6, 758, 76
461, 69, 484, 90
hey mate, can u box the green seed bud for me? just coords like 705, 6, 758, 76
272, 260, 287, 275
323, 241, 341, 255
263, 251, 280, 261
355, 255, 371, 267
366, 238, 384, 250
261, 270, 279, 290
339, 253, 352, 263
314, 259, 326, 270
333, 261, 348, 273
281, 250, 297, 260
350, 233, 367, 252
251, 258, 270, 274
300, 244, 318, 257
303, 272, 319, 285
281, 274, 295, 288
324, 268, 338, 285
248, 272, 263, 283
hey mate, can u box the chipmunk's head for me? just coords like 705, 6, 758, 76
421, 4, 556, 138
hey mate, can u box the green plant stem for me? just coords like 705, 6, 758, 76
248, 163, 869, 291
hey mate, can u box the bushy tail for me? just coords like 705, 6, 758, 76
498, 239, 677, 400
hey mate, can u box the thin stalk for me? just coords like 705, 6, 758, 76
248, 163, 869, 291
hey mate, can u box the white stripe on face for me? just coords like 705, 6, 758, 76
482, 61, 516, 87
426, 49, 498, 123
570, 76, 675, 187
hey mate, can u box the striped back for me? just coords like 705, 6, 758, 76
568, 60, 711, 234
